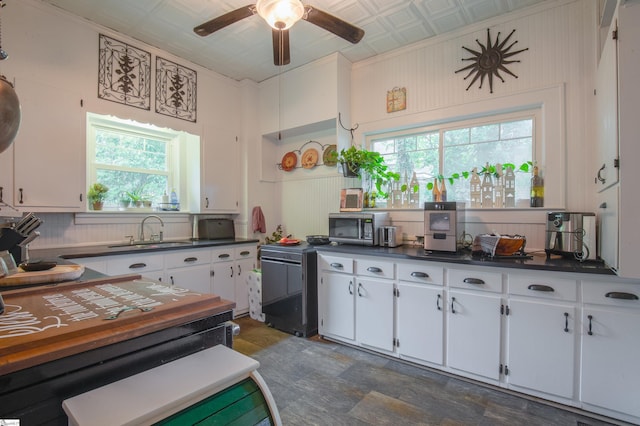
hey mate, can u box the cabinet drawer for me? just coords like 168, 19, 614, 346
448, 268, 502, 293
397, 262, 444, 285
107, 253, 164, 275
211, 247, 234, 263
582, 280, 640, 308
508, 274, 577, 302
356, 258, 394, 280
235, 245, 257, 260
165, 249, 211, 269
319, 254, 353, 274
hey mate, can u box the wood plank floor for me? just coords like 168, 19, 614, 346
233, 317, 624, 426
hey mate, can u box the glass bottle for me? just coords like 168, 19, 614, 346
440, 178, 447, 202
530, 165, 544, 207
432, 177, 441, 202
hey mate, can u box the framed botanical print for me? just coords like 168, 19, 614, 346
386, 87, 407, 113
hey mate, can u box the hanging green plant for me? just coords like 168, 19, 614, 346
426, 161, 533, 190
335, 146, 400, 198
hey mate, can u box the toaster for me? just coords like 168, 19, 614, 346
379, 226, 403, 247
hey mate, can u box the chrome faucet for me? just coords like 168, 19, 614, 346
140, 215, 164, 242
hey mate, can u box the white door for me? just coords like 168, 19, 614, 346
447, 290, 502, 381
13, 77, 84, 209
234, 256, 255, 314
211, 260, 235, 303
581, 306, 640, 418
355, 278, 394, 352
507, 299, 575, 398
397, 282, 444, 365
595, 15, 619, 192
167, 264, 212, 294
319, 272, 355, 341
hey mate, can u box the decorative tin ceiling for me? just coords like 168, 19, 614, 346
41, 0, 546, 82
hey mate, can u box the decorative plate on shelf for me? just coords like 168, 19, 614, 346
281, 151, 297, 171
301, 148, 319, 169
323, 144, 337, 166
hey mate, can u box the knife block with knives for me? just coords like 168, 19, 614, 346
0, 212, 43, 263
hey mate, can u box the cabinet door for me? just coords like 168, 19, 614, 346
166, 264, 212, 294
319, 272, 355, 341
355, 277, 394, 352
597, 187, 619, 272
0, 144, 14, 214
507, 299, 575, 398
211, 260, 235, 303
595, 15, 619, 192
234, 256, 255, 314
447, 290, 502, 381
107, 253, 164, 279
13, 78, 84, 209
397, 282, 444, 365
581, 306, 640, 419
201, 128, 238, 213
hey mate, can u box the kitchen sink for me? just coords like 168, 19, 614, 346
108, 241, 193, 249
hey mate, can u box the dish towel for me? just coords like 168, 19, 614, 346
252, 206, 266, 233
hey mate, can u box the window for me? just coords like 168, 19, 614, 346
368, 110, 537, 208
86, 113, 197, 210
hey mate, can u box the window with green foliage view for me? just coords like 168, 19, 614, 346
87, 113, 179, 209
368, 111, 537, 207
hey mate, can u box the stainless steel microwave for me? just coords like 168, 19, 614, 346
328, 212, 389, 246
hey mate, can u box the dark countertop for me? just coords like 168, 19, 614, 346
313, 243, 616, 276
29, 238, 260, 260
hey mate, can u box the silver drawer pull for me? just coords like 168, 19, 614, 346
605, 291, 639, 300
367, 266, 383, 273
463, 278, 484, 285
330, 262, 343, 269
528, 284, 554, 292
411, 271, 429, 278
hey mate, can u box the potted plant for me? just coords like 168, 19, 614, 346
87, 183, 109, 210
335, 146, 400, 197
118, 192, 131, 209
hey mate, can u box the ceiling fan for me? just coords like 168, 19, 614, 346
194, 0, 365, 66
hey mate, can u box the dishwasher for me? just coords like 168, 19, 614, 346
260, 243, 317, 337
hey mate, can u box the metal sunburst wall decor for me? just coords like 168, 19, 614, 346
455, 28, 528, 94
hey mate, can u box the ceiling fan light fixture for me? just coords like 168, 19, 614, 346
256, 0, 304, 30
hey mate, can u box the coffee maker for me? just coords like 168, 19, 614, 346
423, 202, 465, 252
545, 212, 596, 261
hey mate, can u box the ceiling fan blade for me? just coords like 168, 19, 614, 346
303, 6, 364, 44
194, 5, 256, 36
272, 28, 291, 66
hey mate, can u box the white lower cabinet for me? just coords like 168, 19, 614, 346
447, 289, 502, 382
581, 280, 640, 422
233, 246, 257, 315
318, 254, 355, 341
505, 274, 577, 400
355, 277, 394, 352
73, 243, 257, 317
210, 244, 257, 316
316, 251, 640, 425
447, 268, 503, 382
396, 261, 445, 366
164, 249, 212, 293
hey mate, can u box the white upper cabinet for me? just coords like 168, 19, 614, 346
258, 53, 351, 138
12, 77, 85, 211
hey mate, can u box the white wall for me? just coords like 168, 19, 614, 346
0, 0, 259, 249
272, 0, 598, 251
